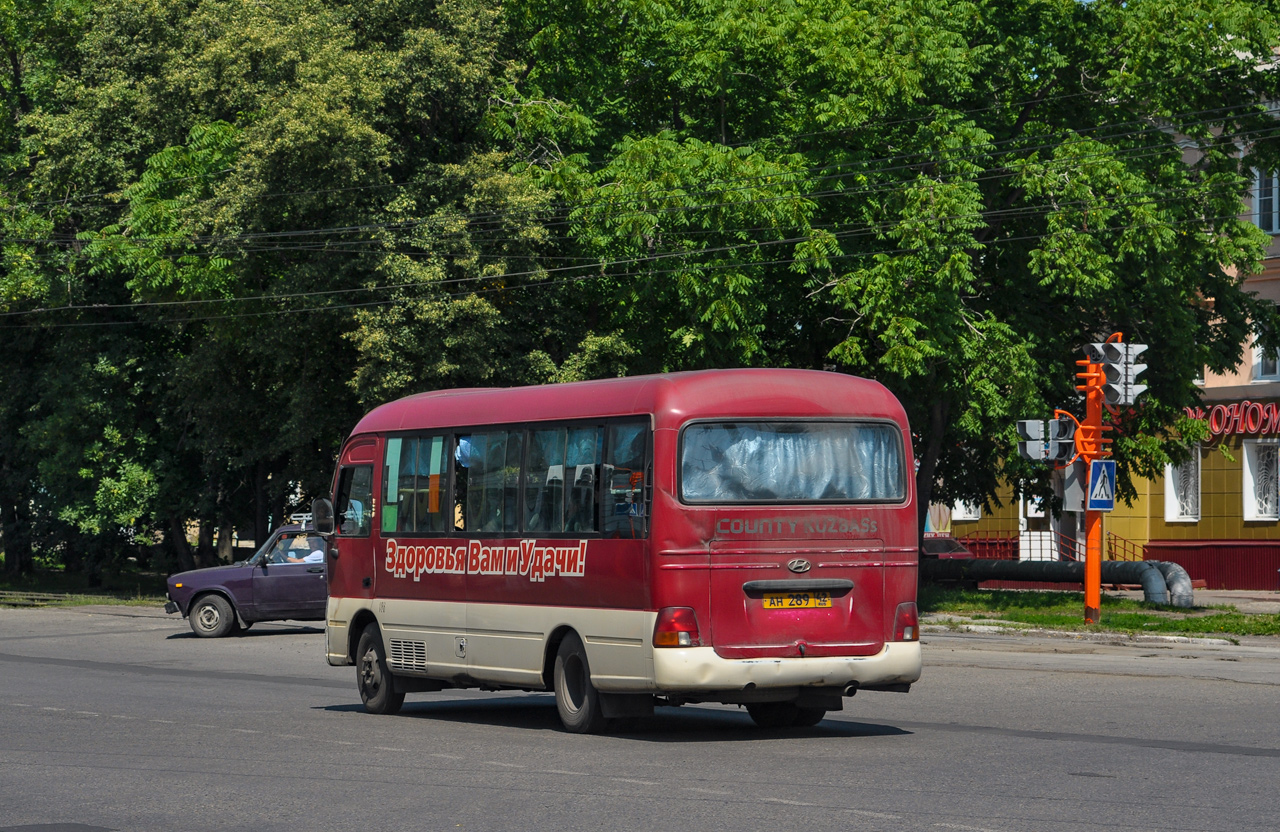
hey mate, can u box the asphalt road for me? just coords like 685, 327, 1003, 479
1, 606, 1277, 832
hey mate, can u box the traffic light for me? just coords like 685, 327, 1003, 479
1084, 342, 1148, 405
1017, 420, 1045, 460
1046, 417, 1076, 462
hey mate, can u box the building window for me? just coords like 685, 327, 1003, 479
952, 500, 981, 522
1243, 440, 1280, 521
1258, 169, 1280, 233
1255, 344, 1280, 381
1164, 446, 1200, 523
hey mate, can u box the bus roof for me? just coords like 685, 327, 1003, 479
350, 369, 908, 436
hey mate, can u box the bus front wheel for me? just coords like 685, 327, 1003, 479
356, 623, 405, 716
553, 633, 607, 734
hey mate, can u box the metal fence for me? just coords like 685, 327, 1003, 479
956, 530, 1146, 562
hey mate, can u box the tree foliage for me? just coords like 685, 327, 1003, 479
2, 0, 1279, 575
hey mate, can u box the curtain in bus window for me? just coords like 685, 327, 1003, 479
459, 432, 515, 533
680, 422, 904, 503
565, 427, 602, 533
604, 423, 648, 538
415, 436, 448, 532
382, 437, 407, 533
503, 432, 523, 533
525, 428, 567, 533
397, 438, 419, 531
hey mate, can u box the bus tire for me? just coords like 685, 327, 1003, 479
792, 707, 827, 727
553, 633, 607, 734
746, 702, 799, 728
189, 594, 236, 638
356, 623, 405, 716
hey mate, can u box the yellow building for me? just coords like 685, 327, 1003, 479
951, 171, 1280, 590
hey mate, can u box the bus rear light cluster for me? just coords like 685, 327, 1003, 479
653, 607, 701, 647
894, 602, 919, 642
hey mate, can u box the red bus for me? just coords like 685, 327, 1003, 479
313, 369, 920, 732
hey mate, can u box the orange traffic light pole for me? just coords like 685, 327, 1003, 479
1073, 333, 1120, 624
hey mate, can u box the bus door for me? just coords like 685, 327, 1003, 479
377, 433, 467, 679
331, 440, 378, 601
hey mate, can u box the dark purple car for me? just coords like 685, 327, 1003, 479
163, 524, 328, 637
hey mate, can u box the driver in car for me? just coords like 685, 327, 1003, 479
284, 535, 326, 563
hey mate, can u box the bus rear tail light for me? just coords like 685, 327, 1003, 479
894, 602, 919, 642
653, 607, 701, 648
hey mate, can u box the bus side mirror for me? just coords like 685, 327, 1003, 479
312, 497, 335, 536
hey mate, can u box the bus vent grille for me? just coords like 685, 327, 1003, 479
388, 638, 427, 672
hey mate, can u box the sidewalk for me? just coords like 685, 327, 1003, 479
1106, 588, 1280, 614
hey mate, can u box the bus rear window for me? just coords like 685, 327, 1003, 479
680, 421, 904, 504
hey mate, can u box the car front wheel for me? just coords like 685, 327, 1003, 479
189, 594, 236, 638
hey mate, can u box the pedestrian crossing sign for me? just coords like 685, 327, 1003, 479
1087, 459, 1117, 511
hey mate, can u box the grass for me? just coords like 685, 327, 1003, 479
920, 585, 1280, 638
0, 564, 169, 607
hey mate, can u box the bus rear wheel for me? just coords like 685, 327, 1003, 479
746, 702, 799, 728
792, 707, 827, 727
553, 633, 607, 734
356, 623, 405, 716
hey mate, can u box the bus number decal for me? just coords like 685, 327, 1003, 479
384, 538, 587, 583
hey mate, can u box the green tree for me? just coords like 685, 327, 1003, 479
508, 0, 1280, 525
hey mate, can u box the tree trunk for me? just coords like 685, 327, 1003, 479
1, 494, 32, 576
195, 519, 215, 568
254, 461, 269, 547
217, 517, 235, 564
914, 380, 951, 544
168, 517, 196, 573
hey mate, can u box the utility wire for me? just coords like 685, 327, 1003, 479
0, 194, 1257, 329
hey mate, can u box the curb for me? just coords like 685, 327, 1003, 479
921, 622, 1234, 646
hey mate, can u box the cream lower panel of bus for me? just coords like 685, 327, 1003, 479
328, 596, 658, 691
324, 596, 472, 677
325, 596, 357, 666
651, 642, 922, 692
465, 603, 658, 691
378, 598, 469, 681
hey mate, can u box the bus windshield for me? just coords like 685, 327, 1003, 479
680, 421, 904, 504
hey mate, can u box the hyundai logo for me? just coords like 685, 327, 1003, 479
787, 558, 812, 574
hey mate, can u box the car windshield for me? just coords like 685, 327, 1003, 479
680, 421, 905, 504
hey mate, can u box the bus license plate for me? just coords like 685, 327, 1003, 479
763, 592, 832, 609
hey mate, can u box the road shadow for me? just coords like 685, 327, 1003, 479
315, 694, 912, 742
164, 624, 323, 640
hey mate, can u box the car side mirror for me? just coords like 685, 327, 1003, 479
312, 496, 335, 536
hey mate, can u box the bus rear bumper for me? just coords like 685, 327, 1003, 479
651, 642, 921, 695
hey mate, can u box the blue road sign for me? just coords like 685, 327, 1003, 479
1087, 459, 1117, 512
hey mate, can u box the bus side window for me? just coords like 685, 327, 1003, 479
384, 435, 447, 534
416, 436, 448, 532
565, 427, 602, 533
525, 428, 567, 533
604, 423, 649, 539
336, 466, 373, 537
457, 431, 520, 533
